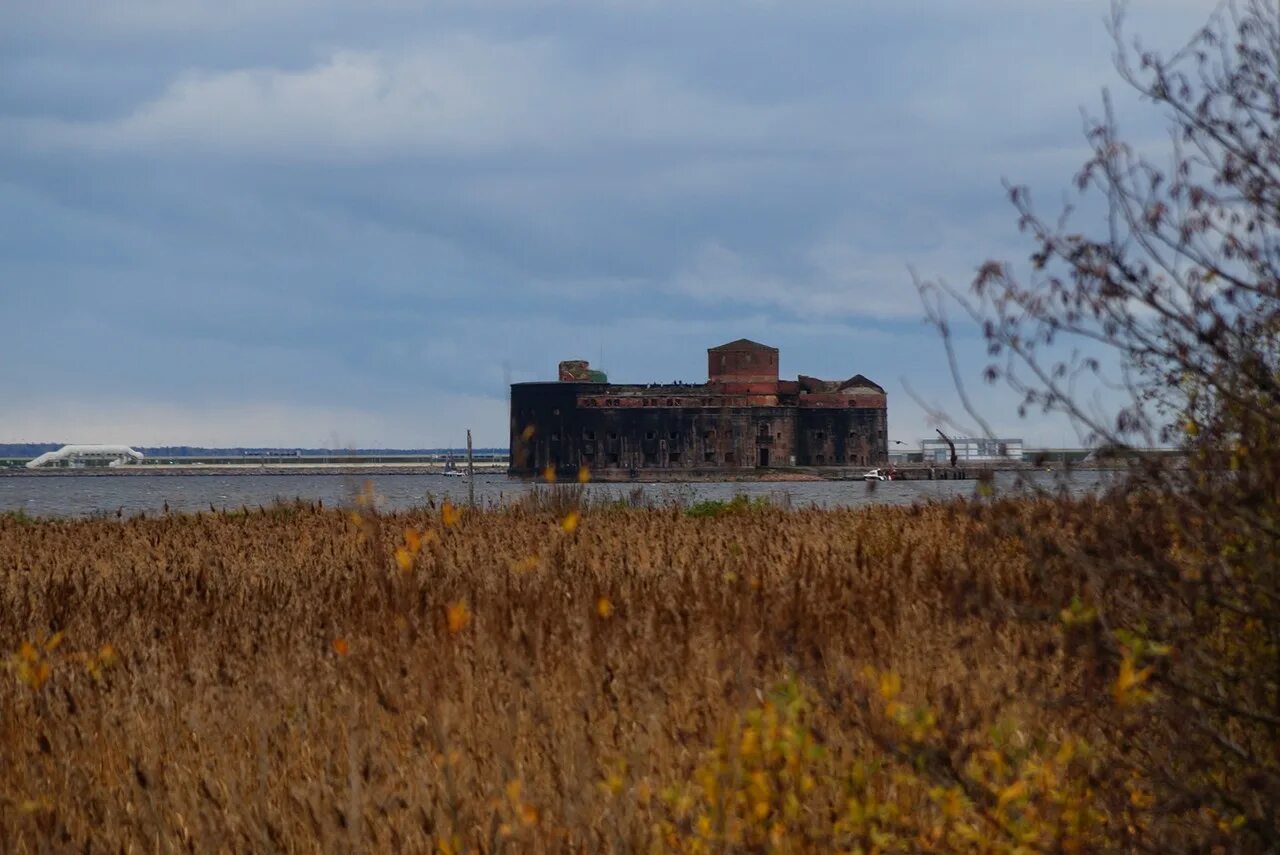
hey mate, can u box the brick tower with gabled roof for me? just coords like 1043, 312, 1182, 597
707, 338, 779, 386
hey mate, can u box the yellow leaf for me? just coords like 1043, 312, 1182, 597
769, 823, 786, 846
577, 464, 591, 484
596, 597, 614, 618
601, 771, 625, 796
43, 631, 64, 653
561, 510, 580, 533
1113, 654, 1154, 706
332, 638, 349, 657
404, 528, 422, 554
520, 424, 536, 441
441, 501, 460, 527
394, 547, 413, 572
997, 779, 1027, 809
542, 465, 557, 483
878, 671, 901, 701
446, 600, 472, 634
29, 660, 51, 691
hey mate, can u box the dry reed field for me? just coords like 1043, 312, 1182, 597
0, 491, 1265, 851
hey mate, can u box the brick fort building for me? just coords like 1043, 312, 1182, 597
509, 339, 888, 477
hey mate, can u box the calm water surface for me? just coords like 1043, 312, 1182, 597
0, 470, 1116, 518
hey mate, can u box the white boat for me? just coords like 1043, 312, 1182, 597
442, 468, 466, 478
862, 468, 890, 481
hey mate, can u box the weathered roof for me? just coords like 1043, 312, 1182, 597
708, 338, 777, 352
797, 373, 886, 395
841, 374, 885, 394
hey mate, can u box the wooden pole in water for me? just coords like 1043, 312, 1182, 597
466, 429, 475, 507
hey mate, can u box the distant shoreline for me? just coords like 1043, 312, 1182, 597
1, 460, 1140, 482
1, 464, 506, 478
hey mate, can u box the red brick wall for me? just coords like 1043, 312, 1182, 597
708, 348, 779, 384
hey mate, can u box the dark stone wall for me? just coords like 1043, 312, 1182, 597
510, 382, 602, 474
795, 407, 887, 466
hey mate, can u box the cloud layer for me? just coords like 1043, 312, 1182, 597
0, 1, 1216, 446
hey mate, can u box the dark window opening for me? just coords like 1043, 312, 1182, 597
703, 451, 715, 463
669, 451, 682, 463
643, 452, 657, 465
645, 431, 657, 440
725, 451, 736, 464
757, 448, 770, 467
669, 431, 679, 440
666, 398, 675, 407
848, 431, 856, 438
703, 429, 715, 440
607, 453, 619, 465
816, 454, 826, 464
757, 423, 770, 437
608, 432, 619, 441
584, 429, 596, 440
815, 431, 825, 440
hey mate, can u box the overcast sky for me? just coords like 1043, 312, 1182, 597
0, 0, 1216, 448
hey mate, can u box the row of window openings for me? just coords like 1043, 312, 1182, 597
583, 450, 737, 465
582, 398, 721, 407
572, 450, 870, 466
574, 429, 723, 442
531, 394, 879, 419
808, 430, 886, 441
552, 428, 874, 442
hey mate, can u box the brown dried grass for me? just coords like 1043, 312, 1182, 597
0, 498, 1141, 850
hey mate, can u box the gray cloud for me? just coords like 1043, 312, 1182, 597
0, 0, 1218, 446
